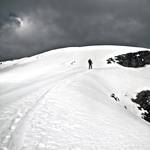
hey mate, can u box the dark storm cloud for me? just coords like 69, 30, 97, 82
0, 0, 150, 61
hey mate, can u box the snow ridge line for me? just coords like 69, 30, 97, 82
0, 88, 51, 150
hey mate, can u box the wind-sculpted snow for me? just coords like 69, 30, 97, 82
0, 45, 150, 150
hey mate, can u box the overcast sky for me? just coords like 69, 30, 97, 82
0, 0, 150, 61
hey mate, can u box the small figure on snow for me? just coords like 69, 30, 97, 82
88, 59, 93, 69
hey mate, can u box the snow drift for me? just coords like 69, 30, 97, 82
0, 45, 150, 150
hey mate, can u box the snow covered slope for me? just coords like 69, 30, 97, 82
0, 45, 150, 150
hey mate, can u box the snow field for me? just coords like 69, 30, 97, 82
0, 45, 150, 150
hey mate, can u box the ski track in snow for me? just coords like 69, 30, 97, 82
0, 69, 86, 150
0, 89, 50, 150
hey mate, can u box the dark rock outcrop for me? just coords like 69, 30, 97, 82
111, 93, 120, 101
132, 90, 150, 123
107, 51, 150, 68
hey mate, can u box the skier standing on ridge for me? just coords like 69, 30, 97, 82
88, 59, 93, 69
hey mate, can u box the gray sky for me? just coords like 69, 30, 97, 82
0, 0, 150, 61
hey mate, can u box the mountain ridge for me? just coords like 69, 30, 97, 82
0, 45, 150, 150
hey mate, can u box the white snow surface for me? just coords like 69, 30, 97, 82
0, 45, 150, 150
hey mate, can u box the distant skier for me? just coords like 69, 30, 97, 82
88, 59, 93, 69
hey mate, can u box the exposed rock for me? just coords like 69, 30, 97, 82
107, 51, 150, 68
111, 93, 120, 101
132, 90, 150, 123
124, 106, 127, 110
